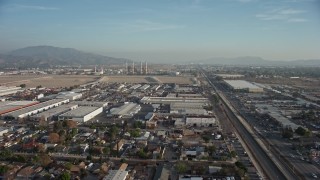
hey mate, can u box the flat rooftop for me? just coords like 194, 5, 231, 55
0, 101, 38, 113
110, 103, 141, 116
141, 96, 209, 104
215, 74, 244, 78
224, 80, 261, 89
32, 104, 78, 118
60, 106, 101, 117
70, 101, 108, 107
3, 99, 68, 117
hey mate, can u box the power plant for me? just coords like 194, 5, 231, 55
125, 61, 148, 75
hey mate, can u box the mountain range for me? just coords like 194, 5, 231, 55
0, 46, 319, 68
0, 46, 130, 68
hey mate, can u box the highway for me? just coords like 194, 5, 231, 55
200, 69, 296, 180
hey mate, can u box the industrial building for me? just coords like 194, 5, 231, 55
2, 99, 69, 119
174, 117, 216, 127
170, 102, 208, 115
0, 86, 23, 97
140, 96, 209, 105
58, 106, 103, 122
178, 93, 203, 98
186, 117, 216, 127
0, 101, 39, 116
70, 101, 108, 108
56, 91, 82, 101
215, 74, 244, 79
102, 170, 128, 180
170, 108, 208, 115
31, 104, 78, 121
109, 102, 141, 118
224, 80, 263, 93
255, 104, 300, 130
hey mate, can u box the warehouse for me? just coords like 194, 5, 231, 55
109, 102, 141, 118
170, 108, 208, 115
140, 96, 209, 105
58, 106, 103, 122
70, 101, 108, 108
215, 74, 244, 79
255, 104, 300, 130
0, 101, 39, 116
178, 93, 203, 98
224, 80, 263, 93
31, 104, 78, 121
186, 117, 216, 127
2, 99, 69, 119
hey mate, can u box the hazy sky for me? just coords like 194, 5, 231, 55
0, 0, 319, 62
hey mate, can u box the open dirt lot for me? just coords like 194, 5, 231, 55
99, 75, 193, 84
0, 75, 99, 88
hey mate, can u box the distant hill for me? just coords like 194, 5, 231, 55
197, 56, 320, 66
0, 46, 130, 68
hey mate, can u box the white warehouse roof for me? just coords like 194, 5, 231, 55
110, 103, 141, 117
60, 106, 101, 118
224, 80, 263, 92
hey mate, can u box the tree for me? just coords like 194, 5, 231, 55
133, 121, 143, 129
36, 143, 46, 153
71, 128, 78, 136
32, 155, 40, 164
129, 128, 141, 137
235, 161, 247, 172
60, 171, 71, 180
211, 94, 219, 105
230, 150, 237, 158
53, 121, 63, 133
19, 84, 26, 88
87, 155, 92, 161
305, 130, 312, 137
64, 162, 72, 170
103, 147, 110, 155
137, 149, 148, 159
295, 126, 307, 136
66, 120, 77, 129
0, 165, 10, 175
176, 163, 187, 174
109, 125, 119, 140
39, 153, 52, 167
202, 135, 210, 143
49, 133, 60, 143
206, 145, 216, 155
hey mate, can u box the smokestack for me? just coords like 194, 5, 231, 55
100, 66, 104, 75
145, 61, 147, 75
94, 65, 97, 73
125, 62, 128, 75
132, 62, 135, 74
140, 61, 143, 74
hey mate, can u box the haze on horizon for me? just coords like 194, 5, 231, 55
0, 0, 319, 63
